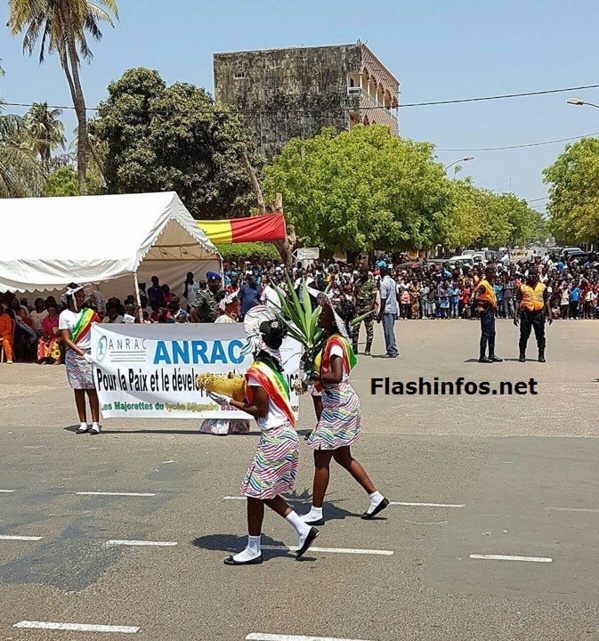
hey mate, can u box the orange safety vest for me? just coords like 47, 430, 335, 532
520, 282, 546, 312
477, 279, 497, 309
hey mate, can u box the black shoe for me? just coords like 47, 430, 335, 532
304, 431, 313, 441
76, 424, 90, 434
538, 353, 546, 363
519, 353, 526, 362
479, 356, 493, 363
362, 497, 390, 520
365, 349, 371, 356
365, 344, 372, 356
490, 355, 503, 362
224, 553, 263, 566
296, 527, 319, 559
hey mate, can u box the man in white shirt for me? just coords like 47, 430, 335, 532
377, 267, 399, 358
260, 274, 283, 310
182, 272, 199, 308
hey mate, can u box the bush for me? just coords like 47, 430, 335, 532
215, 242, 280, 262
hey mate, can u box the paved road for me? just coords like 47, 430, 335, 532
1, 320, 598, 640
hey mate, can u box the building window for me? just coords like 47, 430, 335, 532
234, 71, 246, 80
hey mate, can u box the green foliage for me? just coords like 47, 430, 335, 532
446, 179, 543, 249
45, 166, 78, 196
543, 138, 599, 244
44, 165, 105, 197
92, 67, 260, 218
263, 125, 454, 253
0, 104, 45, 197
24, 102, 65, 165
215, 242, 279, 262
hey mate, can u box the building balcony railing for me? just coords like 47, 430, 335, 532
348, 86, 397, 118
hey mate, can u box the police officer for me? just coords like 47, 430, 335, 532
474, 266, 502, 363
352, 267, 378, 355
514, 268, 552, 362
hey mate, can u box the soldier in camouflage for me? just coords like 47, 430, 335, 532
190, 274, 222, 323
352, 266, 378, 355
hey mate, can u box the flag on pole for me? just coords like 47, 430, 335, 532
197, 212, 286, 244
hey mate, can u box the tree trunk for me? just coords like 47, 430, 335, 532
240, 153, 295, 267
241, 150, 266, 215
272, 192, 296, 269
62, 14, 88, 196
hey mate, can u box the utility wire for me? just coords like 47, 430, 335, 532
4, 81, 599, 114
437, 132, 599, 152
399, 83, 599, 107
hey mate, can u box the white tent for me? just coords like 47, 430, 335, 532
0, 192, 221, 296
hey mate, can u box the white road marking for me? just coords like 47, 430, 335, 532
261, 545, 393, 556
247, 634, 374, 641
469, 554, 552, 563
103, 540, 178, 548
76, 491, 156, 497
14, 621, 139, 633
0, 489, 15, 493
545, 507, 599, 514
390, 501, 464, 508
0, 535, 42, 541
223, 496, 302, 502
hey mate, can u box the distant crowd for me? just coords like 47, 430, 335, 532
1, 249, 598, 364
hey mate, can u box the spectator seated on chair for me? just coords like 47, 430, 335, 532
37, 305, 62, 365
0, 304, 15, 364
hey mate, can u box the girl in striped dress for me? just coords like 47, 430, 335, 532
209, 319, 319, 565
302, 296, 388, 525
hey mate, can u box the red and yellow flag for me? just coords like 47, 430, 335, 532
197, 212, 286, 244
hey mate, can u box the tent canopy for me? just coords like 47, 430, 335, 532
0, 192, 221, 293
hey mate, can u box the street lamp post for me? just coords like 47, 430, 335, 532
566, 97, 599, 110
444, 156, 474, 179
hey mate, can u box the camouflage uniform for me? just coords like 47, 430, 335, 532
192, 288, 218, 323
352, 279, 376, 354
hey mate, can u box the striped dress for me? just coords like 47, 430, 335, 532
239, 357, 299, 500
307, 335, 362, 451
240, 424, 299, 499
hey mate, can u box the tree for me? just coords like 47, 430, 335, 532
444, 180, 542, 250
8, 0, 119, 195
24, 102, 66, 168
45, 165, 78, 196
0, 103, 45, 197
92, 68, 260, 218
543, 138, 599, 245
263, 125, 454, 254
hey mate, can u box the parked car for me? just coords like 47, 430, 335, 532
448, 255, 475, 267
562, 247, 583, 257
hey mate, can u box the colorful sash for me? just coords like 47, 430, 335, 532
314, 334, 357, 393
71, 308, 99, 345
245, 358, 295, 427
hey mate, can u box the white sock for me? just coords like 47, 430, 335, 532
231, 534, 261, 563
286, 510, 311, 548
300, 506, 323, 523
91, 422, 101, 433
78, 422, 88, 431
367, 491, 384, 514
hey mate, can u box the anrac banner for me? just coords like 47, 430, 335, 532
91, 323, 301, 419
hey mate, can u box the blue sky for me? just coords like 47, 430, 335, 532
2, 0, 598, 214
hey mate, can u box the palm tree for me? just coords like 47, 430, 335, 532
8, 0, 119, 195
24, 102, 66, 168
0, 102, 45, 197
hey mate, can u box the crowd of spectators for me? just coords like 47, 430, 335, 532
1, 250, 597, 364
